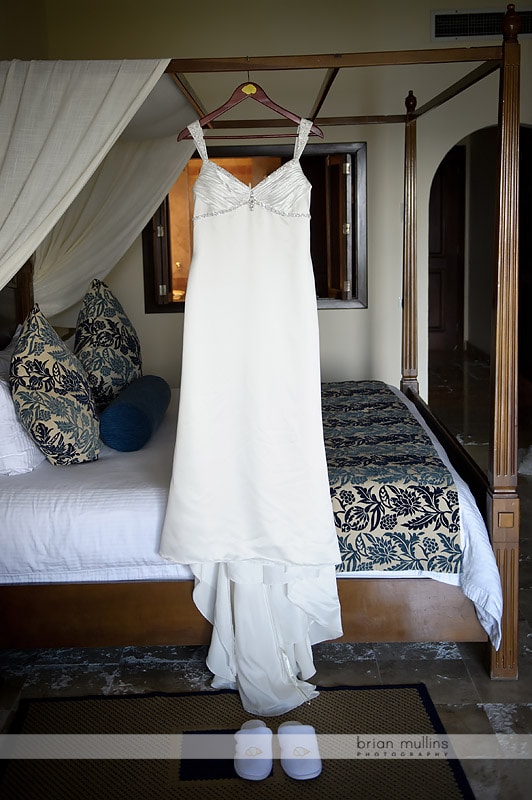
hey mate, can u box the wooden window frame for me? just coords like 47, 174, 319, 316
142, 142, 367, 313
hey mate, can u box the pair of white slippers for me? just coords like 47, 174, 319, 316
234, 719, 322, 781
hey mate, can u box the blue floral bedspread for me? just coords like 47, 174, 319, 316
323, 381, 462, 575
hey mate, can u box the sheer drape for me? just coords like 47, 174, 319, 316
0, 59, 169, 291
34, 136, 195, 316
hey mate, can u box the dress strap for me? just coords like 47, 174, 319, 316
187, 120, 208, 161
293, 118, 313, 161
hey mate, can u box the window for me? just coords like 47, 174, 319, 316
142, 142, 367, 312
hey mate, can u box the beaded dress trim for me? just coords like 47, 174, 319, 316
187, 119, 313, 221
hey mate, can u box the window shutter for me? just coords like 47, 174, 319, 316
326, 154, 353, 300
151, 198, 171, 305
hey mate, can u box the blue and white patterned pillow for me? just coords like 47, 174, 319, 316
10, 305, 100, 466
74, 279, 142, 409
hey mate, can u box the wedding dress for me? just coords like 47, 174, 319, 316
160, 118, 342, 716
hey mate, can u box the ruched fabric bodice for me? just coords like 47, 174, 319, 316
160, 117, 342, 717
188, 118, 313, 221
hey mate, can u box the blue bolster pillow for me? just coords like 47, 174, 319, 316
99, 375, 171, 451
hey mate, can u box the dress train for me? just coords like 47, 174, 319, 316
191, 561, 342, 716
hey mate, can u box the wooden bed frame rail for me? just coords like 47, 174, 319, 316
0, 579, 486, 650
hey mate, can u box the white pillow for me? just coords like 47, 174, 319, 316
0, 378, 46, 476
0, 325, 22, 380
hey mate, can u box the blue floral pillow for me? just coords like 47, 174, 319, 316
10, 305, 100, 466
74, 279, 142, 409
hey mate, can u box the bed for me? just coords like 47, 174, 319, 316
0, 336, 501, 644
0, 5, 521, 679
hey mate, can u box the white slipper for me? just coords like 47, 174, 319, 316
234, 720, 273, 781
278, 721, 322, 780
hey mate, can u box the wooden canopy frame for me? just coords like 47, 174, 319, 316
0, 5, 520, 680
164, 5, 521, 678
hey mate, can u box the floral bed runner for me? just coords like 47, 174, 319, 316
323, 381, 462, 575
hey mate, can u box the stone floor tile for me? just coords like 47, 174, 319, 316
481, 702, 532, 734
463, 758, 532, 800
32, 646, 124, 666
120, 644, 209, 667
110, 661, 214, 695
313, 641, 376, 662
17, 665, 126, 699
312, 659, 380, 688
373, 641, 462, 661
376, 659, 481, 705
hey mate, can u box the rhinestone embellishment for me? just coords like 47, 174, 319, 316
193, 201, 310, 222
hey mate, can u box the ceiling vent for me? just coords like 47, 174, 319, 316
431, 8, 532, 40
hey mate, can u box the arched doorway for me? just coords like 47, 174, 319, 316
428, 145, 465, 353
428, 126, 532, 470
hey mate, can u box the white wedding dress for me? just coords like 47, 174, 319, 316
160, 118, 342, 716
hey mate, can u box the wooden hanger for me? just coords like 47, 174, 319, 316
177, 82, 323, 140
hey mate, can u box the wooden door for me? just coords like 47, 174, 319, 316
429, 146, 465, 352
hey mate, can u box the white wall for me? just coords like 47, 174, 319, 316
32, 1, 531, 394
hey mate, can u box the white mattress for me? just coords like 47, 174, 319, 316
0, 386, 502, 647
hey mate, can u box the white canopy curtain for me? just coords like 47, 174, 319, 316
0, 59, 170, 292
34, 135, 195, 316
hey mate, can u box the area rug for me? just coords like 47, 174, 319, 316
0, 684, 475, 799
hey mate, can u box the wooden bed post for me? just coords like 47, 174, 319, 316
489, 4, 521, 679
401, 91, 419, 394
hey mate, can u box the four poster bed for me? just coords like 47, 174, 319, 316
0, 6, 521, 679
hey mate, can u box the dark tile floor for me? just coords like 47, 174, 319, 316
1, 351, 531, 798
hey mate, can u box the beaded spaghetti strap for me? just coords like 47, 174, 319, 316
187, 121, 208, 161
293, 119, 313, 161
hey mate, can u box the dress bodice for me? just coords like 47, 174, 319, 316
187, 119, 313, 220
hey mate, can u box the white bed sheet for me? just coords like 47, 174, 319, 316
0, 391, 193, 585
0, 385, 502, 647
